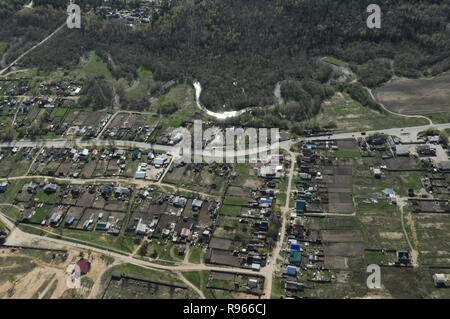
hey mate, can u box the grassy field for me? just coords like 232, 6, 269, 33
223, 198, 248, 206
19, 225, 136, 254
219, 205, 241, 217
271, 276, 284, 299
78, 51, 113, 81
30, 206, 51, 223
365, 251, 397, 265
184, 271, 214, 299
329, 149, 362, 158
316, 92, 429, 133
188, 246, 205, 264
322, 56, 348, 67
125, 68, 156, 101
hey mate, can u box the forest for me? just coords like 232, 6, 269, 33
2, 0, 450, 123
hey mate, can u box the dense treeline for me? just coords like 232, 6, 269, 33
79, 76, 113, 110
279, 80, 335, 121
356, 59, 393, 88
0, 0, 64, 66
15, 0, 450, 114
346, 83, 383, 113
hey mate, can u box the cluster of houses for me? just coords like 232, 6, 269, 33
95, 1, 161, 27
135, 152, 171, 181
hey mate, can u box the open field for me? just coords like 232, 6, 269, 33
316, 92, 428, 133
374, 72, 450, 116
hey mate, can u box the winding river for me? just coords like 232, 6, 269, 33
193, 81, 283, 120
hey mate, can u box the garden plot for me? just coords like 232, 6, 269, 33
126, 202, 165, 233
101, 264, 196, 299
81, 161, 97, 178
77, 208, 102, 230
226, 186, 253, 199
324, 256, 348, 270
325, 167, 353, 214
54, 162, 73, 177
413, 213, 450, 265
323, 243, 365, 257
321, 230, 363, 242
65, 206, 85, 228
153, 214, 180, 238
207, 249, 241, 267
15, 186, 34, 202
337, 139, 359, 150
72, 112, 90, 126
383, 156, 419, 170
165, 164, 227, 196
104, 200, 129, 212
197, 203, 212, 228
214, 216, 254, 243
209, 237, 234, 250
75, 192, 96, 208
82, 111, 103, 127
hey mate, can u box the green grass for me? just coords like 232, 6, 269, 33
30, 206, 51, 223
323, 56, 348, 67
125, 68, 156, 100
330, 149, 362, 158
223, 198, 248, 206
316, 92, 429, 133
0, 219, 7, 231
208, 278, 234, 290
219, 205, 241, 217
79, 51, 112, 80
109, 263, 183, 284
28, 226, 136, 254
183, 271, 214, 299
365, 251, 397, 265
101, 254, 115, 265
0, 179, 27, 204
188, 246, 204, 264
148, 241, 183, 262
50, 107, 68, 118
35, 191, 59, 203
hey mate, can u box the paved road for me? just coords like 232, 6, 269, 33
2, 122, 450, 159
304, 123, 450, 143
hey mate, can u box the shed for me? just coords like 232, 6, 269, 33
0, 182, 8, 193
135, 171, 146, 179
192, 199, 203, 210
289, 250, 302, 265
43, 183, 58, 194
248, 279, 258, 289
384, 188, 393, 196
286, 266, 297, 276
295, 200, 306, 212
